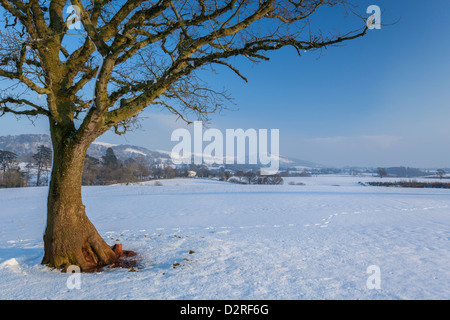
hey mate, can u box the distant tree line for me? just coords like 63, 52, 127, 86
228, 170, 284, 185
4, 145, 446, 189
367, 180, 450, 189
1, 145, 286, 188
81, 148, 223, 185
83, 148, 285, 185
82, 147, 151, 185
384, 167, 427, 178
375, 167, 448, 179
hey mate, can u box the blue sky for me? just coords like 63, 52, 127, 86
1, 0, 450, 168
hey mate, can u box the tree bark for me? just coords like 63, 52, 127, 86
41, 123, 117, 272
36, 164, 41, 187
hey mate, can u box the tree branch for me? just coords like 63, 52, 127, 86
0, 97, 51, 117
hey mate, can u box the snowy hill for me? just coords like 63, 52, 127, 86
0, 134, 322, 169
87, 141, 173, 165
0, 134, 52, 157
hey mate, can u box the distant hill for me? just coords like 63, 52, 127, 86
0, 134, 322, 169
87, 141, 172, 165
385, 167, 428, 178
0, 134, 171, 164
0, 134, 51, 157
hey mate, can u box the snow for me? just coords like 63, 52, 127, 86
153, 149, 172, 155
92, 141, 118, 148
0, 176, 449, 299
123, 148, 147, 156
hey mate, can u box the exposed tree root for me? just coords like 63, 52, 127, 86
53, 244, 137, 273
106, 244, 138, 269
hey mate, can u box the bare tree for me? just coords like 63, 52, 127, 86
436, 169, 446, 179
261, 174, 283, 185
244, 170, 257, 184
0, 150, 18, 175
0, 0, 368, 271
0, 150, 23, 187
377, 167, 388, 179
33, 144, 52, 186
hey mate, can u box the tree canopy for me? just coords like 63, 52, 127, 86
1, 0, 367, 142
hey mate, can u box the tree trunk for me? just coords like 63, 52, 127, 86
36, 164, 41, 187
41, 126, 117, 272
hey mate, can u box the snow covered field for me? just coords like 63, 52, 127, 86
0, 175, 449, 300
